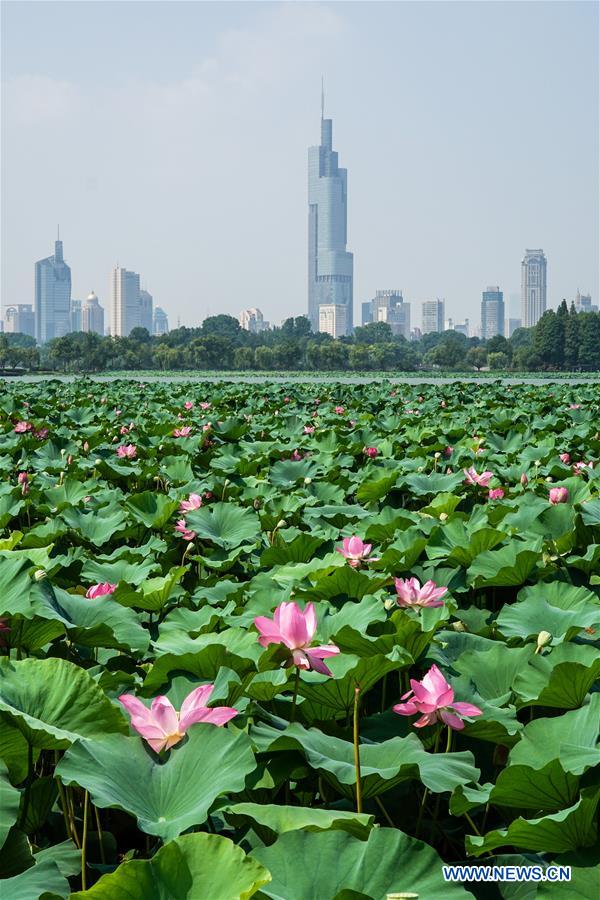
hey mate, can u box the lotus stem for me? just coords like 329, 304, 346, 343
18, 742, 34, 830
290, 668, 301, 723
445, 726, 453, 754
81, 790, 89, 890
93, 803, 106, 864
353, 685, 363, 814
375, 795, 395, 827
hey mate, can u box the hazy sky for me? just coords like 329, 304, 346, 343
2, 1, 598, 329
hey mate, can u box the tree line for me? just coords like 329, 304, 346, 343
3, 302, 599, 373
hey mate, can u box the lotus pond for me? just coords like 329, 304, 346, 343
1, 378, 599, 899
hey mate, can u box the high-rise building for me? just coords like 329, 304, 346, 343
3, 304, 35, 337
521, 249, 547, 328
153, 307, 169, 336
362, 290, 410, 339
308, 92, 353, 335
139, 290, 154, 333
421, 299, 445, 334
111, 266, 141, 337
35, 236, 71, 343
481, 286, 505, 339
505, 317, 522, 337
70, 299, 82, 333
574, 291, 596, 313
318, 303, 348, 339
82, 292, 104, 335
239, 308, 269, 333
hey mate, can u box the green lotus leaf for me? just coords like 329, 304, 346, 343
68, 833, 270, 899
186, 502, 261, 549
467, 539, 543, 587
0, 761, 20, 850
124, 491, 180, 529
57, 726, 256, 842
224, 802, 374, 842
508, 695, 600, 775
0, 856, 70, 899
512, 644, 600, 709
60, 503, 128, 546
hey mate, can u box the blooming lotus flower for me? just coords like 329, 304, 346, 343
488, 488, 505, 501
85, 582, 117, 599
119, 685, 237, 753
34, 428, 49, 440
200, 402, 211, 410
394, 577, 447, 609
444, 446, 453, 457
569, 403, 582, 410
336, 536, 379, 568
202, 422, 212, 432
254, 601, 340, 675
179, 493, 202, 513
393, 664, 482, 731
363, 446, 379, 459
184, 401, 194, 410
559, 453, 571, 465
304, 425, 315, 434
116, 444, 137, 459
573, 461, 593, 474
549, 487, 569, 504
119, 425, 130, 435
334, 406, 345, 414
173, 426, 192, 438
14, 421, 32, 433
175, 518, 196, 541
290, 449, 303, 461
464, 467, 493, 487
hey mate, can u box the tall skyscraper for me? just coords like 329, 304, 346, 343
362, 290, 411, 339
70, 299, 82, 332
4, 304, 35, 337
82, 291, 105, 335
111, 266, 141, 337
574, 291, 596, 313
153, 306, 169, 335
521, 249, 547, 328
34, 235, 71, 343
308, 90, 353, 335
239, 308, 269, 333
481, 286, 505, 339
421, 299, 445, 334
139, 289, 154, 333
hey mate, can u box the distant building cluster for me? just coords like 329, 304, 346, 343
239, 308, 269, 333
0, 232, 172, 343
361, 291, 411, 339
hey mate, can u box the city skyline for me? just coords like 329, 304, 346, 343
2, 2, 598, 325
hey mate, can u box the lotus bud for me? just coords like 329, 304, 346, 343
545, 476, 553, 482
60, 448, 66, 456
535, 630, 552, 654
534, 460, 541, 467
253, 499, 262, 509
304, 477, 312, 484
276, 520, 287, 529
383, 597, 396, 611
34, 569, 47, 581
520, 472, 528, 486
434, 452, 441, 459
439, 512, 448, 522
452, 621, 467, 632
94, 459, 102, 466
417, 466, 424, 473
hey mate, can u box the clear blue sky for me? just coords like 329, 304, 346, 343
2, 1, 598, 329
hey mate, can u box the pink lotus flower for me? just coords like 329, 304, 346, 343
119, 685, 237, 753
304, 425, 315, 434
17, 471, 30, 495
444, 446, 453, 457
549, 487, 569, 504
85, 582, 117, 599
393, 664, 482, 731
573, 461, 593, 474
200, 402, 211, 410
116, 444, 137, 459
203, 491, 213, 501
179, 493, 202, 513
464, 467, 493, 487
290, 449, 303, 461
173, 426, 192, 438
394, 577, 447, 609
184, 401, 194, 410
175, 518, 196, 541
202, 423, 212, 432
488, 488, 505, 501
334, 406, 345, 414
119, 425, 130, 435
336, 536, 379, 568
254, 601, 340, 676
14, 421, 32, 433
363, 446, 379, 459
520, 473, 528, 486
569, 404, 582, 410
559, 453, 571, 465
34, 428, 49, 440
440, 400, 446, 408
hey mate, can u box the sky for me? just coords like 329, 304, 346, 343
2, 0, 598, 331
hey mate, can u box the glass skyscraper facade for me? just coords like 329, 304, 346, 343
34, 238, 72, 343
521, 249, 547, 328
481, 286, 505, 339
111, 266, 141, 336
308, 106, 353, 334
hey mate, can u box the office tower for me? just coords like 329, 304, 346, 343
574, 291, 596, 313
481, 286, 505, 339
111, 266, 141, 337
308, 91, 354, 335
82, 291, 105, 335
361, 301, 372, 325
505, 317, 522, 337
34, 235, 72, 343
239, 308, 269, 333
521, 249, 547, 327
139, 290, 154, 333
421, 299, 445, 334
153, 306, 169, 335
3, 304, 35, 337
453, 319, 470, 337
363, 290, 411, 339
70, 299, 82, 332
318, 304, 348, 338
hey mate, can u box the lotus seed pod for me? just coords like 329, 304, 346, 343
34, 569, 47, 582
